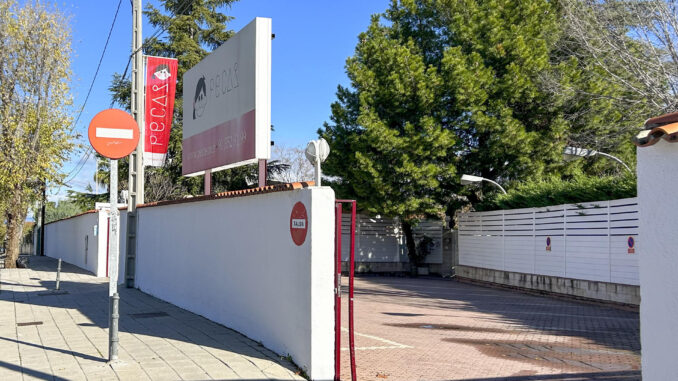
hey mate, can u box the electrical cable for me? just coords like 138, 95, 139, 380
129, 0, 195, 58
57, 0, 123, 190
113, 0, 193, 106
65, 0, 194, 189
70, 0, 123, 135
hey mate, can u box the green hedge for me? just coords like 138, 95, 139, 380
474, 174, 637, 211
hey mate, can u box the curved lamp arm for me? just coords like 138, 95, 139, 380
596, 152, 633, 173
482, 178, 507, 194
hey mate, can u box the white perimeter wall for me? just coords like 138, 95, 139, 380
45, 211, 107, 276
135, 187, 335, 380
638, 141, 678, 380
459, 198, 640, 285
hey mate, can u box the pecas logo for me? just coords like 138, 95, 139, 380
192, 76, 207, 120
152, 64, 172, 81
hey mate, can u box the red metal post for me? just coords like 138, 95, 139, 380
334, 203, 342, 381
348, 201, 357, 381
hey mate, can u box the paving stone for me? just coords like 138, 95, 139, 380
337, 275, 641, 380
0, 257, 304, 381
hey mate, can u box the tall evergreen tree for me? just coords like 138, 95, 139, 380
320, 0, 650, 258
320, 12, 457, 259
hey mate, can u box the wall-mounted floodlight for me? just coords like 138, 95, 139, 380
563, 146, 632, 173
305, 138, 330, 186
460, 174, 507, 194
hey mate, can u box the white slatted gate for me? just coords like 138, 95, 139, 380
340, 215, 443, 264
458, 198, 639, 285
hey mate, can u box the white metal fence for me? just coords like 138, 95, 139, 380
340, 214, 443, 264
458, 197, 639, 285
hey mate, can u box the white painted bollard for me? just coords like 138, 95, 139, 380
55, 258, 62, 290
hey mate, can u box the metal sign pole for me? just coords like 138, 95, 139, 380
108, 159, 120, 362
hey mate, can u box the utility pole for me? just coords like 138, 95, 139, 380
40, 183, 46, 256
126, 0, 144, 288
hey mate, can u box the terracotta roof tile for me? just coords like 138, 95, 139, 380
645, 111, 678, 128
633, 121, 678, 147
45, 182, 316, 226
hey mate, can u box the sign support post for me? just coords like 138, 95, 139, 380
258, 159, 267, 187
87, 108, 139, 364
204, 169, 211, 195
108, 159, 120, 362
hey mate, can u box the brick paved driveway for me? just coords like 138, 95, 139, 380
338, 276, 640, 381
0, 256, 303, 380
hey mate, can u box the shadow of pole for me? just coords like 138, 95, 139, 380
0, 360, 55, 380
0, 336, 107, 363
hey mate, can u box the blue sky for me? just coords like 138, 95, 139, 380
54, 0, 389, 200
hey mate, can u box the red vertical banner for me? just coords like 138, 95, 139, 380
144, 56, 178, 166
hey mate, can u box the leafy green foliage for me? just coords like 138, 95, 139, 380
322, 0, 649, 228
45, 200, 87, 223
66, 190, 107, 212
475, 173, 637, 211
0, 1, 76, 266
321, 13, 457, 222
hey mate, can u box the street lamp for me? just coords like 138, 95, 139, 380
305, 138, 330, 186
563, 146, 632, 173
461, 174, 507, 194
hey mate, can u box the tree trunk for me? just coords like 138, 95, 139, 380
4, 208, 26, 268
4, 189, 27, 269
402, 221, 417, 267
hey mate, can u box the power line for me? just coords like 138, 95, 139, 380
113, 0, 194, 106
67, 0, 195, 188
70, 0, 123, 132
129, 0, 195, 61
59, 0, 123, 188
63, 147, 94, 185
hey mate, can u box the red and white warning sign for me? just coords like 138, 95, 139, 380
88, 109, 140, 159
290, 202, 308, 246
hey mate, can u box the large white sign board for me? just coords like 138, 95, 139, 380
182, 17, 271, 176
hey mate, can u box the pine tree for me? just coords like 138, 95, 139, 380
320, 0, 650, 259
320, 13, 457, 260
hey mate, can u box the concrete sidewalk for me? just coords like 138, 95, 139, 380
0, 256, 305, 380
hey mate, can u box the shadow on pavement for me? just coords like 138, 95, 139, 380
0, 360, 54, 381
1, 256, 301, 379
0, 336, 107, 363
350, 275, 640, 354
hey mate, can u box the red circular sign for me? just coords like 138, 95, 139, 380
88, 109, 140, 159
290, 202, 308, 246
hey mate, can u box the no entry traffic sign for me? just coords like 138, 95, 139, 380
290, 202, 308, 246
88, 109, 140, 159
